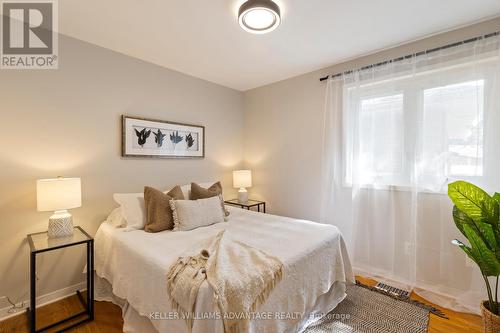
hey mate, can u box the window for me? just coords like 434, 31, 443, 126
423, 80, 484, 177
358, 94, 404, 185
344, 70, 487, 188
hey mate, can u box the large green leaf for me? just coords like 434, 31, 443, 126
453, 239, 478, 265
475, 221, 499, 256
453, 205, 478, 237
448, 181, 499, 226
454, 206, 500, 261
463, 224, 500, 276
490, 193, 500, 251
493, 193, 500, 205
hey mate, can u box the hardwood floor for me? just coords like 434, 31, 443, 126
356, 276, 483, 333
0, 294, 122, 333
0, 277, 483, 333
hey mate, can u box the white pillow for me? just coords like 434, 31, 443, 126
106, 207, 127, 228
170, 196, 226, 231
113, 193, 146, 231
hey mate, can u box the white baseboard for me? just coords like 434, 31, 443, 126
0, 281, 87, 322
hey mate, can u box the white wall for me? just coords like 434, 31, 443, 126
243, 17, 500, 220
0, 34, 243, 308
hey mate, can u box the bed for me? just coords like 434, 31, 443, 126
94, 205, 354, 333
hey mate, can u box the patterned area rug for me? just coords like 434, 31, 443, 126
305, 284, 430, 333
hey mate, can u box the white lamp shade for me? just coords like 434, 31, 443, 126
37, 178, 81, 212
233, 170, 252, 188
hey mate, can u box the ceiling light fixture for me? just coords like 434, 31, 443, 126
238, 0, 281, 34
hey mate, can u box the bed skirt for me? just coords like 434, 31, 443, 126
95, 273, 347, 333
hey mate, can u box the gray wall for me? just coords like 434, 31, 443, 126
243, 17, 500, 221
0, 35, 243, 305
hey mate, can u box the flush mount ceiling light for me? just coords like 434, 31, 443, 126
238, 0, 281, 34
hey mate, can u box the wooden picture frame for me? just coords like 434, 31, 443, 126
121, 115, 205, 158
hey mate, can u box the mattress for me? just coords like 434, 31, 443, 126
94, 206, 354, 333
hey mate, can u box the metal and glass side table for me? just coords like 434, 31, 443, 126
27, 226, 94, 333
224, 199, 266, 213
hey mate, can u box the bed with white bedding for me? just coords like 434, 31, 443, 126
94, 206, 354, 333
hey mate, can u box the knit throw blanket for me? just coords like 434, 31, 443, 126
166, 231, 284, 333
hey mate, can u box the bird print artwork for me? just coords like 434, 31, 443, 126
153, 129, 166, 147
170, 131, 183, 148
125, 117, 203, 158
185, 133, 195, 148
135, 128, 151, 147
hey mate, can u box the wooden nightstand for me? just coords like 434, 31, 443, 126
27, 226, 94, 333
224, 199, 266, 213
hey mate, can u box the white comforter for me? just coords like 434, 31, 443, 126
95, 206, 354, 333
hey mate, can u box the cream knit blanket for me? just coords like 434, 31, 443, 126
166, 231, 284, 333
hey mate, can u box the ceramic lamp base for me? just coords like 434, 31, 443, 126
48, 210, 74, 238
238, 188, 248, 204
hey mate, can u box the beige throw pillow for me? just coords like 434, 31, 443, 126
144, 186, 184, 233
170, 196, 226, 231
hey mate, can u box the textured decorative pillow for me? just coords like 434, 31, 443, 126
144, 186, 185, 233
170, 196, 226, 231
191, 181, 230, 216
190, 181, 223, 199
180, 182, 214, 200
113, 192, 146, 231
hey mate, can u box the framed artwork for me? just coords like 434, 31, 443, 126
122, 115, 205, 158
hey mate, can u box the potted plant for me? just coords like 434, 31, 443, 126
448, 181, 500, 332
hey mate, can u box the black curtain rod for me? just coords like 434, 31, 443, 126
319, 30, 500, 82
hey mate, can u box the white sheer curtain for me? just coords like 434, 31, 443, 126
321, 34, 500, 313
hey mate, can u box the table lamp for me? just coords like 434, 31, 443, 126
37, 177, 81, 238
233, 170, 252, 204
